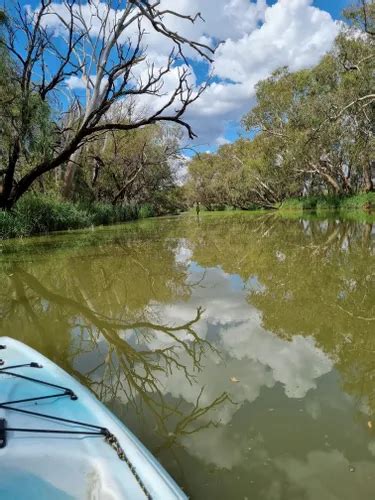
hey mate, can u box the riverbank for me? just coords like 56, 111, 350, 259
0, 195, 156, 239
278, 192, 375, 212
2, 192, 374, 240
191, 193, 375, 215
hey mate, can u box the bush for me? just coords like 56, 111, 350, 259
15, 195, 92, 233
279, 198, 304, 211
279, 194, 367, 212
0, 195, 157, 240
340, 192, 375, 210
316, 195, 340, 211
0, 210, 29, 239
87, 202, 116, 226
138, 204, 155, 219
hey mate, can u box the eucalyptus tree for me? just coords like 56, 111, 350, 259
338, 0, 375, 191
242, 65, 347, 195
242, 1, 374, 196
77, 123, 182, 207
0, 0, 214, 209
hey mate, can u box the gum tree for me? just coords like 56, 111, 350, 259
0, 0, 214, 209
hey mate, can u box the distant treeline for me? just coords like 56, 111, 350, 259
185, 3, 374, 210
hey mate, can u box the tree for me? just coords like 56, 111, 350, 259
76, 123, 182, 210
186, 133, 300, 210
0, 0, 214, 209
185, 1, 374, 210
242, 2, 374, 196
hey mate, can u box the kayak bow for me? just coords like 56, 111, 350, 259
0, 336, 187, 500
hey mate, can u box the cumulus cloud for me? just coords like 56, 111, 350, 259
275, 450, 375, 500
186, 0, 339, 145
65, 74, 109, 91
40, 0, 339, 148
135, 263, 332, 427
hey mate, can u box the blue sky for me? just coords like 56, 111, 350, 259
19, 0, 352, 153
314, 0, 351, 19
181, 0, 352, 152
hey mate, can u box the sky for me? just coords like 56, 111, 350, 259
23, 0, 352, 153
181, 0, 351, 152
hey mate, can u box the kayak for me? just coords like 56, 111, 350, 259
0, 336, 187, 500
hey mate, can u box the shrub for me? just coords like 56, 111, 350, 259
316, 195, 340, 211
138, 204, 155, 219
14, 195, 92, 233
87, 202, 116, 226
279, 198, 304, 211
0, 210, 29, 239
340, 192, 375, 210
0, 195, 156, 239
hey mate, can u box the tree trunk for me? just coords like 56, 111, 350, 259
62, 150, 81, 199
112, 163, 145, 205
321, 172, 340, 194
363, 161, 374, 192
0, 140, 21, 210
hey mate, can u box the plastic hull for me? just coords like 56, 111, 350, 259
0, 337, 187, 500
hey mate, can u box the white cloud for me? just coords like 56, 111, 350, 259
214, 0, 338, 82
40, 0, 339, 147
216, 136, 231, 146
65, 74, 109, 96
186, 0, 339, 146
65, 75, 86, 91
275, 450, 375, 500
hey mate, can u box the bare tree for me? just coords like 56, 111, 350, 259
0, 0, 214, 209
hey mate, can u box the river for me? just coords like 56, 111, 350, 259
0, 212, 374, 499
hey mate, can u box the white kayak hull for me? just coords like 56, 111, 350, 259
0, 336, 187, 500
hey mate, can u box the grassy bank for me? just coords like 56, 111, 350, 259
0, 195, 155, 239
278, 192, 375, 212
189, 193, 375, 214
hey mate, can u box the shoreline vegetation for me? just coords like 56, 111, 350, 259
0, 195, 156, 240
278, 192, 375, 212
1, 192, 374, 240
1, 3, 374, 241
184, 6, 374, 214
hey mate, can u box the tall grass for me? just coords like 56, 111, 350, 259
339, 192, 375, 210
0, 194, 156, 240
279, 193, 374, 212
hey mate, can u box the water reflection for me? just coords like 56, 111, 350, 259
0, 214, 374, 499
1, 264, 230, 463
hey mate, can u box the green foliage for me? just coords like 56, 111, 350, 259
76, 124, 182, 213
279, 193, 374, 213
187, 9, 374, 210
84, 202, 116, 226
279, 198, 310, 211
316, 196, 341, 211
0, 195, 158, 240
339, 192, 375, 209
0, 210, 29, 239
14, 195, 92, 234
138, 204, 155, 219
82, 202, 138, 226
0, 28, 55, 193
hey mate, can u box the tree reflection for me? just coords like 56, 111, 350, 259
189, 214, 375, 414
1, 213, 375, 497
0, 233, 232, 456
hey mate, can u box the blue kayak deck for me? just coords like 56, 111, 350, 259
0, 337, 186, 500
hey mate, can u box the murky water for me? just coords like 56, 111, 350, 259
1, 212, 374, 499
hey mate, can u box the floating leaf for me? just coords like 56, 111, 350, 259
230, 376, 240, 383
368, 421, 372, 429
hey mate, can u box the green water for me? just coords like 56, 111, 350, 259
0, 212, 374, 499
